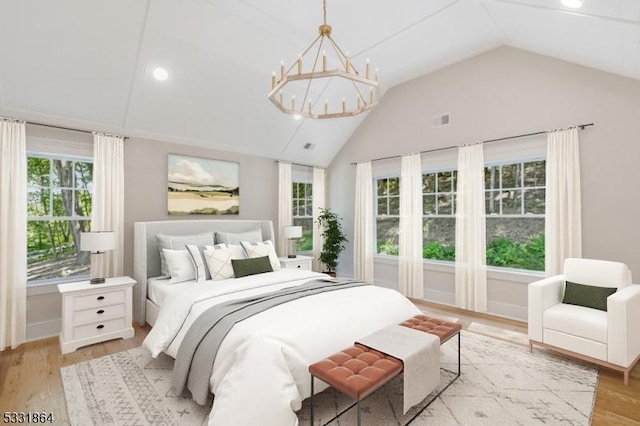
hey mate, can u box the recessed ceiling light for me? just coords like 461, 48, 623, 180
293, 114, 302, 120
561, 0, 582, 8
152, 67, 169, 81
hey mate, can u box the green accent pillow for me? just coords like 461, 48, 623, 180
231, 256, 273, 278
562, 281, 617, 311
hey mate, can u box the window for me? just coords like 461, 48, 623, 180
485, 160, 545, 271
376, 177, 400, 255
27, 155, 93, 283
292, 182, 313, 252
422, 170, 457, 261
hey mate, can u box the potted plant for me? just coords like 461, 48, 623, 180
316, 208, 348, 276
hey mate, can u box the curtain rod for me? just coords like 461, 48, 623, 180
275, 160, 322, 169
26, 120, 129, 140
351, 123, 594, 165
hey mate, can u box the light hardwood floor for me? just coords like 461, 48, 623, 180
1, 304, 639, 425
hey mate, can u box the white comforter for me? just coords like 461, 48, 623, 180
143, 269, 420, 426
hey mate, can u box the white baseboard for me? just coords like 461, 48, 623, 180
487, 300, 527, 322
423, 288, 456, 306
26, 319, 61, 342
421, 289, 527, 322
373, 278, 399, 291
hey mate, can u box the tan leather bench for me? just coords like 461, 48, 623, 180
309, 314, 462, 425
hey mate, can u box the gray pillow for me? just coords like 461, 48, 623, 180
215, 229, 262, 245
157, 232, 214, 277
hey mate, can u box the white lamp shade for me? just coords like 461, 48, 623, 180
283, 225, 302, 239
81, 231, 115, 253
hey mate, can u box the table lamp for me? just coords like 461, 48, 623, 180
283, 225, 302, 258
81, 231, 115, 284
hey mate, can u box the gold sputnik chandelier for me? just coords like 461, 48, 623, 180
268, 0, 379, 119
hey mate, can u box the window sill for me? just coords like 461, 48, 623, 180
373, 255, 543, 283
27, 275, 90, 296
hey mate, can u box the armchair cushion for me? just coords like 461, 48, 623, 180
562, 281, 617, 311
544, 304, 608, 343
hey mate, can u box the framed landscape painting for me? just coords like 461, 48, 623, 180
168, 154, 239, 215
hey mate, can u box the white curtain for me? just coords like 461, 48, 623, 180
277, 162, 292, 257
0, 119, 27, 350
545, 128, 582, 276
354, 162, 374, 282
312, 167, 325, 272
398, 154, 424, 298
92, 133, 124, 278
455, 143, 487, 312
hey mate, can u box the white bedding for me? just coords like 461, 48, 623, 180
143, 269, 420, 426
147, 276, 193, 307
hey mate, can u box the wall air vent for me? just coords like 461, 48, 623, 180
432, 113, 450, 128
303, 143, 315, 150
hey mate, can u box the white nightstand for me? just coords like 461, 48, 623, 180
279, 255, 313, 271
58, 276, 136, 354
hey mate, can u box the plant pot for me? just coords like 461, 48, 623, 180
323, 271, 337, 277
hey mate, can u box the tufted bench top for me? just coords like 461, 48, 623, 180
309, 343, 403, 400
309, 315, 462, 425
399, 314, 461, 344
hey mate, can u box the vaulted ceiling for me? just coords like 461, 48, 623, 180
1, 0, 638, 166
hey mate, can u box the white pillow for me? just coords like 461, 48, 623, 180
157, 232, 214, 277
204, 245, 236, 281
228, 244, 247, 259
240, 240, 281, 271
162, 249, 196, 284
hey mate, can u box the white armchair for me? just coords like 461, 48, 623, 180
528, 258, 640, 384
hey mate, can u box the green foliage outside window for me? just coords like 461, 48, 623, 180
374, 159, 546, 272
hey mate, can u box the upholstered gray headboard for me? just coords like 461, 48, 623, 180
133, 219, 275, 325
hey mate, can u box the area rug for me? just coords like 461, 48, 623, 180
61, 331, 598, 425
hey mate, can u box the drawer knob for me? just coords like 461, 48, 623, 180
297, 265, 301, 268
96, 324, 105, 330
97, 309, 105, 314
97, 296, 105, 301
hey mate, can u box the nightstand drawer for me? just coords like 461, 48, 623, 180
73, 317, 126, 341
73, 303, 126, 324
74, 290, 125, 311
289, 261, 311, 270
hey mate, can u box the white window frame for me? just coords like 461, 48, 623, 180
27, 152, 93, 286
484, 157, 546, 219
292, 181, 313, 254
422, 168, 457, 262
375, 175, 400, 256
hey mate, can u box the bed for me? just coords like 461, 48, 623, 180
133, 220, 421, 426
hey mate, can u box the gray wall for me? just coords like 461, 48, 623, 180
328, 46, 640, 320
26, 134, 279, 341
122, 137, 278, 277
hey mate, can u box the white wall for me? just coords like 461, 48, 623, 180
328, 46, 640, 320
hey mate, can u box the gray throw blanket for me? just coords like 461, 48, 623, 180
172, 278, 368, 405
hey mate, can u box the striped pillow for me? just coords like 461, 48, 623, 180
186, 243, 225, 283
